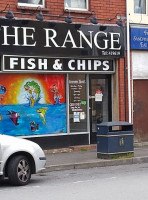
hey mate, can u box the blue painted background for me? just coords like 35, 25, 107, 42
130, 27, 148, 49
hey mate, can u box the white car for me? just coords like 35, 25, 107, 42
0, 134, 46, 186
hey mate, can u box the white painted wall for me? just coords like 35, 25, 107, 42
132, 51, 148, 79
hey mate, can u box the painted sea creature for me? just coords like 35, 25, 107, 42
7, 111, 20, 125
0, 85, 6, 94
24, 81, 41, 107
0, 84, 6, 105
36, 107, 48, 125
50, 84, 62, 104
30, 121, 39, 132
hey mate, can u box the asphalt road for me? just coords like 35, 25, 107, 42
1, 163, 148, 200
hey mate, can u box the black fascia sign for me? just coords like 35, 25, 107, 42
0, 19, 124, 58
3, 55, 114, 73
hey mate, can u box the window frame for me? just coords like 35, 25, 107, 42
64, 0, 89, 11
17, 0, 45, 8
134, 0, 147, 15
68, 74, 88, 133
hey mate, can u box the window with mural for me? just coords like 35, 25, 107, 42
65, 0, 88, 10
134, 0, 146, 14
69, 74, 87, 132
0, 74, 66, 136
18, 0, 45, 8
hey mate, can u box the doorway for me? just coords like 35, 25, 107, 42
89, 74, 112, 143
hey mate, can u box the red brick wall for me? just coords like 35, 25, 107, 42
118, 58, 126, 121
0, 0, 126, 24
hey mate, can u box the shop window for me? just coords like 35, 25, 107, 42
134, 0, 146, 14
18, 0, 45, 8
69, 74, 87, 132
0, 74, 66, 136
65, 0, 88, 11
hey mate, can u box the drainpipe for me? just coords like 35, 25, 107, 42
126, 0, 132, 123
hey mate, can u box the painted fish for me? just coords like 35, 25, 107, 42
0, 85, 6, 94
24, 81, 41, 107
36, 107, 48, 125
7, 111, 20, 126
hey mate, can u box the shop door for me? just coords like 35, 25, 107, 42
133, 80, 148, 141
89, 75, 112, 143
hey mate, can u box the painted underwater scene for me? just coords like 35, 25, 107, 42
0, 74, 66, 136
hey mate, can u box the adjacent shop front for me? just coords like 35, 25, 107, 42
0, 18, 124, 149
131, 26, 148, 141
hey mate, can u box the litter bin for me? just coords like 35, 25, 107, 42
97, 121, 134, 159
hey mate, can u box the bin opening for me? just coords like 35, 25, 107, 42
109, 125, 133, 132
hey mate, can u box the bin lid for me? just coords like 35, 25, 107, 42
97, 121, 133, 127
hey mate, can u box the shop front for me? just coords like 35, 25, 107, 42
0, 18, 124, 149
131, 26, 148, 141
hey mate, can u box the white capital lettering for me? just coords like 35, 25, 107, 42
94, 32, 109, 49
77, 60, 86, 70
103, 61, 109, 70
88, 60, 92, 70
44, 29, 60, 47
21, 58, 25, 69
38, 59, 47, 70
23, 27, 36, 46
28, 58, 36, 69
10, 58, 18, 69
78, 31, 93, 48
62, 30, 77, 48
2, 26, 19, 46
68, 60, 75, 70
94, 60, 101, 70
110, 32, 121, 50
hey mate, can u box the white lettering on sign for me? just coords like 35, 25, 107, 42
103, 61, 110, 70
94, 32, 108, 49
68, 60, 110, 71
78, 30, 93, 48
68, 60, 75, 70
2, 26, 36, 46
110, 32, 121, 50
2, 26, 20, 46
22, 27, 36, 46
44, 29, 60, 48
10, 58, 47, 70
27, 58, 36, 69
5, 56, 113, 72
0, 26, 121, 51
10, 58, 19, 69
38, 59, 47, 70
61, 30, 77, 48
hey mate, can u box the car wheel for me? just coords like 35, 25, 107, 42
8, 155, 31, 186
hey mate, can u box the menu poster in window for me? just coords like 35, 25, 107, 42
73, 112, 80, 122
69, 79, 86, 121
95, 93, 103, 101
80, 112, 85, 120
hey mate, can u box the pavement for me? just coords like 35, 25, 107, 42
42, 143, 148, 173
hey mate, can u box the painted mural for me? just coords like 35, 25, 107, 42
0, 74, 66, 136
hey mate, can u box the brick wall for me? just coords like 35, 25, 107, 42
118, 58, 126, 121
0, 0, 126, 24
